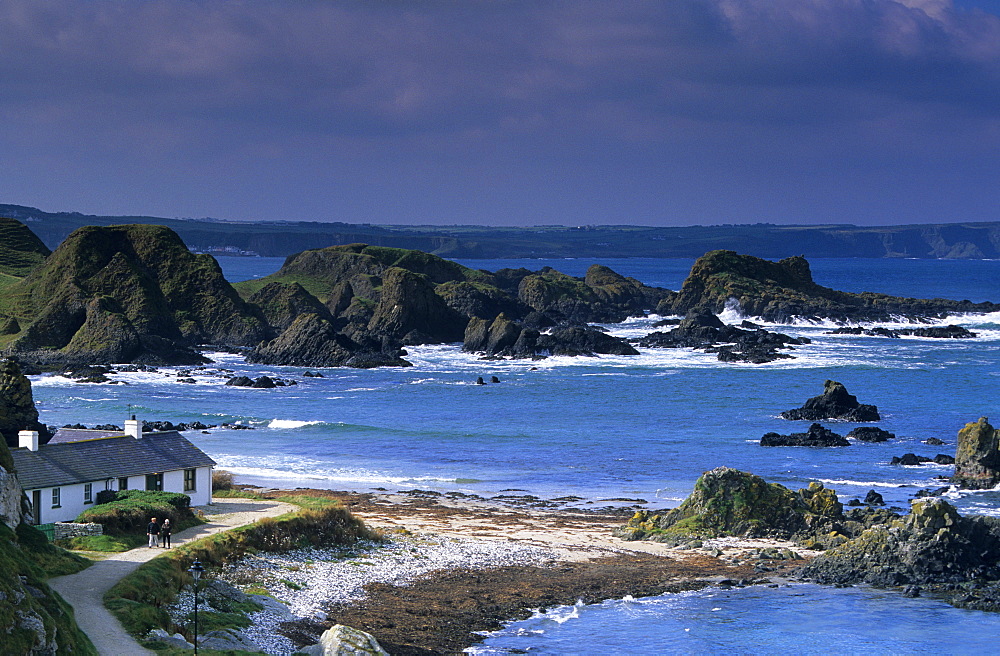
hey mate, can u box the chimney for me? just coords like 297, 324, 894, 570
18, 430, 39, 452
125, 415, 142, 439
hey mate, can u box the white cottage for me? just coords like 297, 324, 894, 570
11, 417, 216, 524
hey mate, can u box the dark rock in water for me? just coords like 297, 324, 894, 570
891, 453, 933, 466
903, 585, 922, 598
93, 423, 121, 431
248, 313, 411, 369
780, 380, 880, 422
302, 371, 324, 378
951, 417, 1000, 490
490, 376, 500, 383
914, 486, 950, 498
633, 310, 807, 364
0, 359, 50, 448
225, 376, 254, 387
177, 377, 196, 384
896, 325, 977, 339
847, 427, 895, 442
761, 423, 850, 447
251, 376, 277, 389
924, 437, 945, 446
464, 314, 638, 358
614, 466, 844, 542
828, 326, 901, 338
475, 377, 485, 385
221, 423, 253, 430
864, 490, 885, 506
934, 454, 956, 465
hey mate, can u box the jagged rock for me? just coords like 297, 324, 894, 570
303, 371, 325, 378
925, 437, 946, 446
248, 281, 335, 332
225, 376, 254, 387
761, 423, 850, 447
614, 467, 844, 541
664, 250, 1000, 323
464, 314, 637, 358
801, 498, 1000, 609
780, 380, 880, 422
847, 427, 895, 442
248, 313, 410, 369
952, 417, 1000, 489
0, 359, 49, 449
633, 311, 806, 363
368, 267, 467, 345
251, 376, 277, 389
897, 325, 977, 339
828, 326, 901, 338
300, 624, 389, 656
891, 453, 932, 466
864, 490, 885, 506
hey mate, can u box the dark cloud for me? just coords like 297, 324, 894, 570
0, 0, 997, 225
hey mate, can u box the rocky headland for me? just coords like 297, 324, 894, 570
632, 311, 807, 363
664, 250, 1000, 323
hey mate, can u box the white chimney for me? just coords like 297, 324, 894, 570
125, 415, 142, 439
18, 430, 39, 452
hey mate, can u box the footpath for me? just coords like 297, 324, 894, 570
48, 497, 296, 656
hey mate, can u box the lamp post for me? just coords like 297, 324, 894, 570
188, 560, 205, 655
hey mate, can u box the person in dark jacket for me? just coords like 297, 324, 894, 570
147, 517, 160, 548
161, 518, 172, 548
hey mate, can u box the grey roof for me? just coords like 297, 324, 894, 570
48, 428, 123, 444
12, 431, 216, 490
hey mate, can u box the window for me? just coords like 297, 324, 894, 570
118, 476, 128, 490
145, 473, 163, 491
105, 479, 114, 491
51, 488, 61, 508
84, 483, 93, 504
184, 468, 196, 492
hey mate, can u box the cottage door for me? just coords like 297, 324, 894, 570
31, 490, 41, 524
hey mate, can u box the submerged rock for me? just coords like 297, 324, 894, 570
951, 417, 1000, 490
780, 380, 880, 422
761, 423, 850, 447
847, 427, 895, 442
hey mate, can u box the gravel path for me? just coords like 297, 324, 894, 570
48, 497, 296, 656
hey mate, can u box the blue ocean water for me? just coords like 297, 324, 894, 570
30, 256, 1000, 653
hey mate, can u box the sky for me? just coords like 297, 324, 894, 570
1, 0, 999, 228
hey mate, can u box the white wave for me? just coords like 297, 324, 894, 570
267, 419, 323, 429
818, 479, 919, 488
30, 375, 79, 387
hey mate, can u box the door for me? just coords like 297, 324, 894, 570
31, 490, 41, 524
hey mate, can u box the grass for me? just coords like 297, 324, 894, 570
56, 534, 136, 552
103, 497, 382, 645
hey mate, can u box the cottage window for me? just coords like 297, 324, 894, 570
118, 476, 128, 490
51, 488, 61, 508
184, 468, 196, 492
145, 473, 163, 491
105, 478, 114, 491
84, 483, 93, 504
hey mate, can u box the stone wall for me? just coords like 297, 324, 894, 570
53, 522, 103, 540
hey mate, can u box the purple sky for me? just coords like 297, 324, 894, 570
1, 0, 999, 227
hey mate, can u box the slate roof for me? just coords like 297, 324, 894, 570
47, 428, 124, 444
11, 431, 216, 490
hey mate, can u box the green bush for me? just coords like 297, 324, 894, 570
75, 490, 195, 537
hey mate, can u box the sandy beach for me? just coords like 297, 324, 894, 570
234, 489, 814, 655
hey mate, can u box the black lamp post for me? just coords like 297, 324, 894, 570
188, 560, 205, 654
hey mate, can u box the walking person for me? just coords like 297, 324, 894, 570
147, 517, 160, 548
161, 518, 172, 548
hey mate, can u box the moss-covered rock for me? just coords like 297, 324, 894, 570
248, 281, 334, 332
951, 417, 1000, 490
615, 467, 844, 541
0, 217, 50, 278
247, 313, 410, 368
367, 267, 467, 345
780, 380, 880, 422
0, 358, 48, 449
4, 224, 269, 366
665, 250, 1000, 322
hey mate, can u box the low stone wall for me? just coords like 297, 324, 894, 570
53, 522, 103, 540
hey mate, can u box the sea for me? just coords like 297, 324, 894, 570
29, 256, 1000, 654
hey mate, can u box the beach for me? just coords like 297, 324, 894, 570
228, 489, 810, 654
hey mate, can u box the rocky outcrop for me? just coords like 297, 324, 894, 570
248, 313, 410, 368
760, 423, 850, 447
633, 311, 808, 363
235, 244, 670, 367
0, 359, 49, 448
801, 497, 1000, 611
951, 417, 1000, 489
0, 217, 49, 277
463, 315, 638, 358
614, 467, 844, 542
664, 250, 1000, 323
780, 380, 880, 421
248, 282, 335, 332
3, 224, 270, 366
